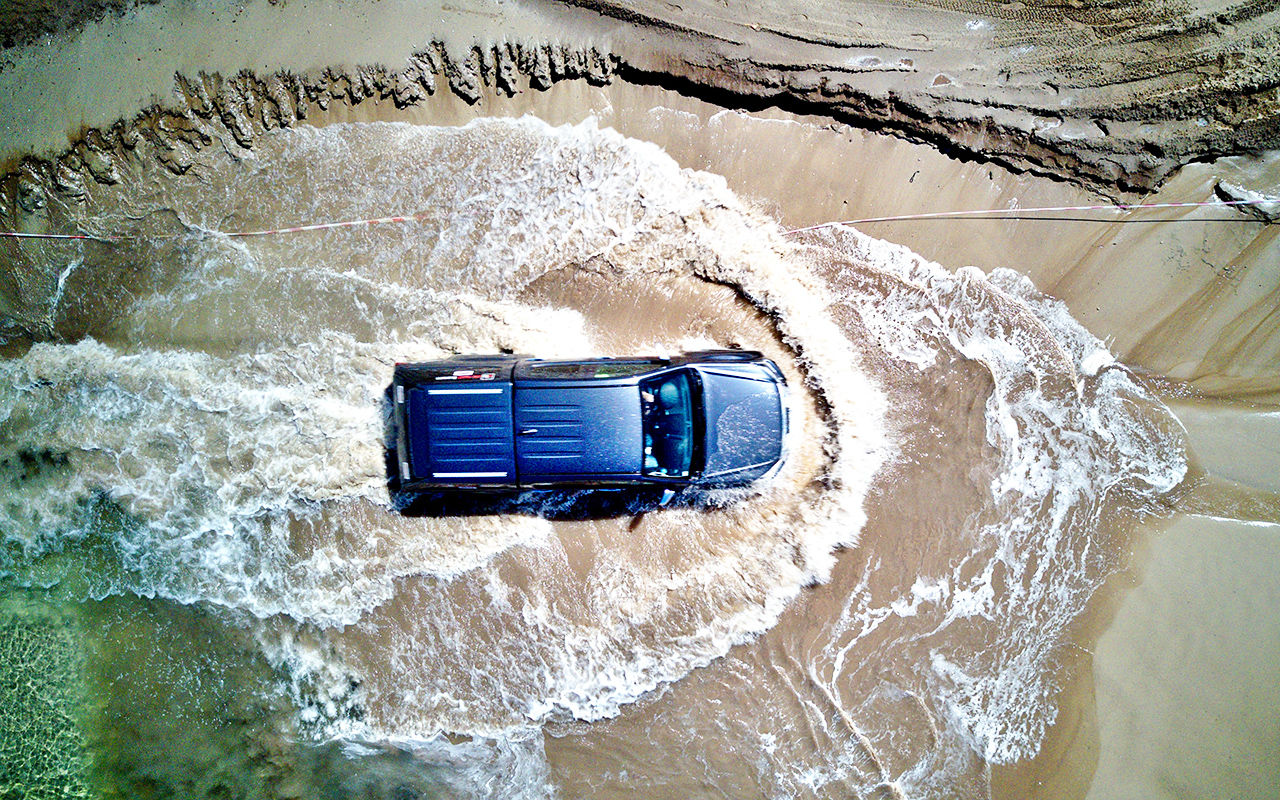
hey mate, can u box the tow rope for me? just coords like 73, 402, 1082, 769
783, 198, 1276, 233
0, 211, 439, 242
0, 199, 1273, 242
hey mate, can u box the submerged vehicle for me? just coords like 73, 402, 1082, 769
391, 351, 789, 493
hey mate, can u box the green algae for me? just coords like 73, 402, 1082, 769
77, 597, 294, 800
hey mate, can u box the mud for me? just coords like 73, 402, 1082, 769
0, 3, 1278, 799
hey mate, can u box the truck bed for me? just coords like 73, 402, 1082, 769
393, 359, 518, 488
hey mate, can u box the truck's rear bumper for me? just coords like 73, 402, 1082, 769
392, 380, 413, 485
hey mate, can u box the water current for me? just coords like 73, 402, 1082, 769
0, 118, 1187, 798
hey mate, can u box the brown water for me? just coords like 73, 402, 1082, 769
0, 114, 1212, 799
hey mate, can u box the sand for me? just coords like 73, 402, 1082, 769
1083, 400, 1280, 798
1087, 512, 1280, 800
4, 0, 1280, 189
1, 1, 1279, 797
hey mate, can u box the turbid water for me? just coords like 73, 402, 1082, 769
0, 110, 1204, 799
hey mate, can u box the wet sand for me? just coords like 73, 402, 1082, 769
1079, 402, 1280, 798
2, 1, 1279, 798
1088, 513, 1280, 800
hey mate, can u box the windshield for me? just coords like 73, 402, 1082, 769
641, 371, 697, 478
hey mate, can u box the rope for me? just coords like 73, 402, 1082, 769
0, 231, 118, 241
783, 198, 1275, 234
0, 213, 437, 242
889, 215, 1265, 224
223, 212, 435, 237
1, 198, 1273, 242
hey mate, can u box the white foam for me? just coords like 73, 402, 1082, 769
890, 576, 950, 618
0, 336, 562, 626
5, 118, 894, 747
1187, 514, 1280, 529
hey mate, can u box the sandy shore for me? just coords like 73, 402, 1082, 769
1091, 399, 1280, 798
4, 0, 1280, 190
2, 1, 1279, 797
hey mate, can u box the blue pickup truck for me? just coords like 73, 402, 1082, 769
391, 351, 789, 493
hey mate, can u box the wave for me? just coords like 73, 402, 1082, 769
775, 226, 1187, 791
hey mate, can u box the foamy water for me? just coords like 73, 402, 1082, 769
0, 117, 1187, 798
780, 229, 1187, 793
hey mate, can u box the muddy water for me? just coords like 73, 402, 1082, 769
0, 117, 1188, 798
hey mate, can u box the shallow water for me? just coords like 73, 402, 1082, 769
0, 117, 1189, 798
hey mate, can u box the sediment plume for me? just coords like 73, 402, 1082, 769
1, 5, 1274, 798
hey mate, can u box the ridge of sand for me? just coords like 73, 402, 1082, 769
568, 0, 1280, 191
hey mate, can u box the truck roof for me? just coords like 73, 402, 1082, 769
514, 383, 642, 478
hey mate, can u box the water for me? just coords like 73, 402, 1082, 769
0, 117, 1186, 798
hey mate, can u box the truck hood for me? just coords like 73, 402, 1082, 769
698, 367, 784, 479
